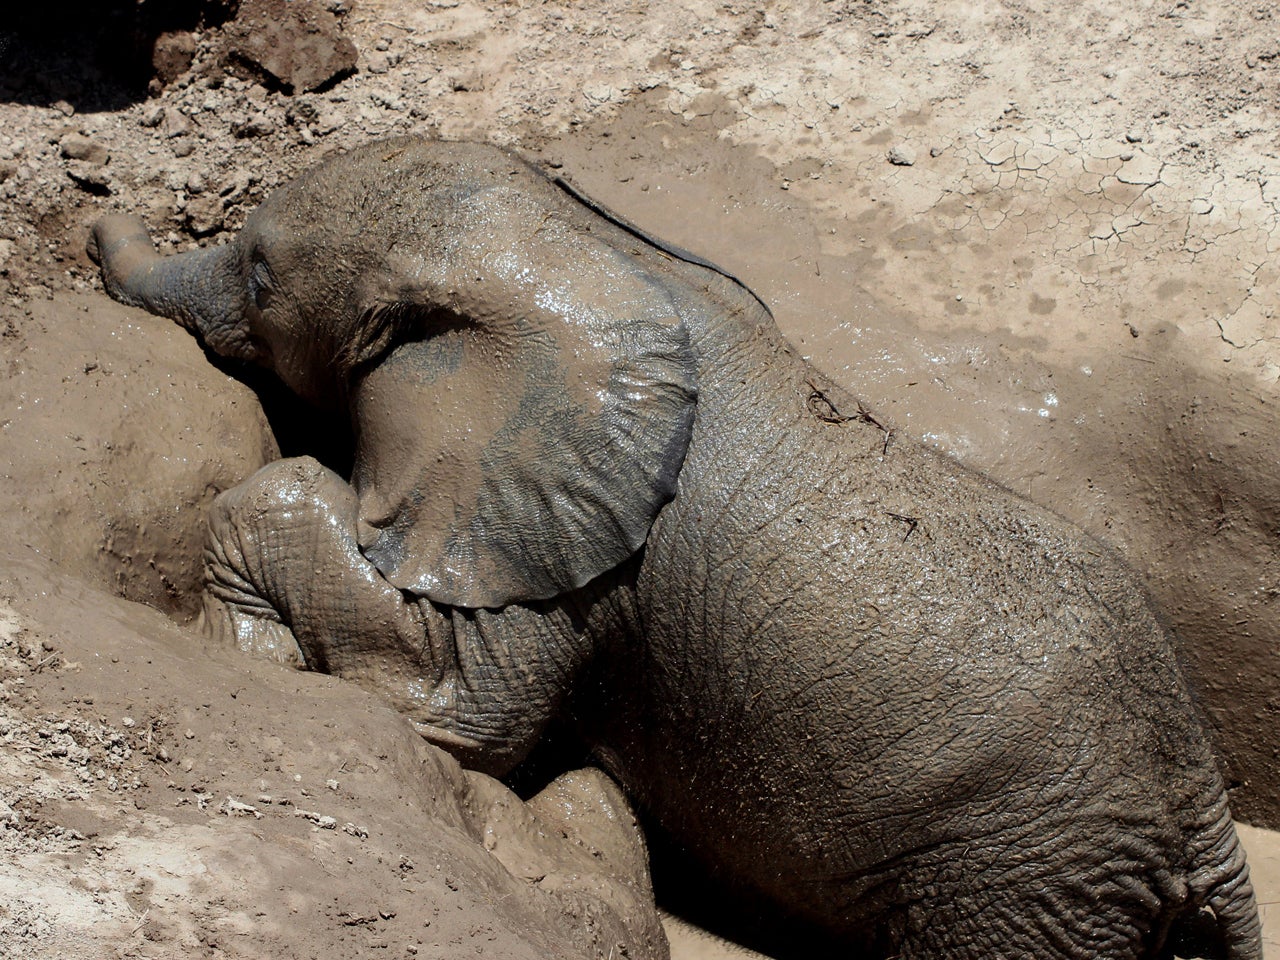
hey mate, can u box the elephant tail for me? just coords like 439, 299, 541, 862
1167, 789, 1263, 960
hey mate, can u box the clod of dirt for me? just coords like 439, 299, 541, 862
59, 136, 109, 167
220, 0, 359, 94
886, 144, 915, 166
151, 30, 197, 87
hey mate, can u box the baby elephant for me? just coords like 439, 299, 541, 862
89, 138, 1261, 959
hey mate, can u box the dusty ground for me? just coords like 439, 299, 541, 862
1, 0, 1278, 956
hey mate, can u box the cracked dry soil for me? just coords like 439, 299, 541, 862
1, 0, 1278, 957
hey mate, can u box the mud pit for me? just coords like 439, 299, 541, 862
1, 1, 1278, 957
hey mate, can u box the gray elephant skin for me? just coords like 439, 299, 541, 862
88, 138, 1262, 959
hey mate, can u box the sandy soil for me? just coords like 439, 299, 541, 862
1, 0, 1278, 956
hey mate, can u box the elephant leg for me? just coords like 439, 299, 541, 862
200, 456, 434, 697
198, 456, 587, 777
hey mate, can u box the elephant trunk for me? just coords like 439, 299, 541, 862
88, 214, 252, 360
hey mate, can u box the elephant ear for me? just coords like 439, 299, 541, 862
350, 185, 697, 609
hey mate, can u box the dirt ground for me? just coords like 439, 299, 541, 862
1, 0, 1278, 956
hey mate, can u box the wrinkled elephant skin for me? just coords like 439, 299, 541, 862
90, 138, 1262, 960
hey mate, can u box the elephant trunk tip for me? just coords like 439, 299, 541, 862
88, 213, 169, 312
87, 213, 155, 268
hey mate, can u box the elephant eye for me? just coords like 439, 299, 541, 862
250, 259, 274, 311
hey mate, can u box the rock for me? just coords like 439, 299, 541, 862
185, 194, 226, 235
887, 143, 916, 166
221, 0, 359, 94
172, 137, 196, 158
160, 106, 192, 139
152, 30, 197, 87
60, 135, 109, 166
287, 98, 320, 125
232, 114, 274, 138
65, 163, 111, 195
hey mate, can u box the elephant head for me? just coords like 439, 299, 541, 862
88, 139, 698, 609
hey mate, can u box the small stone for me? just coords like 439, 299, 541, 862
172, 138, 196, 158
53, 100, 74, 117
219, 171, 255, 203
929, 146, 943, 158
187, 172, 207, 195
887, 144, 915, 166
288, 99, 320, 125
222, 797, 262, 818
66, 164, 112, 194
1125, 129, 1144, 144
297, 808, 333, 827
161, 107, 192, 139
60, 135, 109, 166
233, 115, 274, 138
140, 107, 165, 128
365, 52, 391, 75
186, 195, 226, 236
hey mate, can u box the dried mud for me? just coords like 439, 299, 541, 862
1, 1, 1278, 957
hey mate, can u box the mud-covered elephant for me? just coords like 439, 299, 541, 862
88, 138, 1262, 959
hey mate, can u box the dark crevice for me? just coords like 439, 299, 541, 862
0, 1, 237, 108
202, 348, 356, 479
